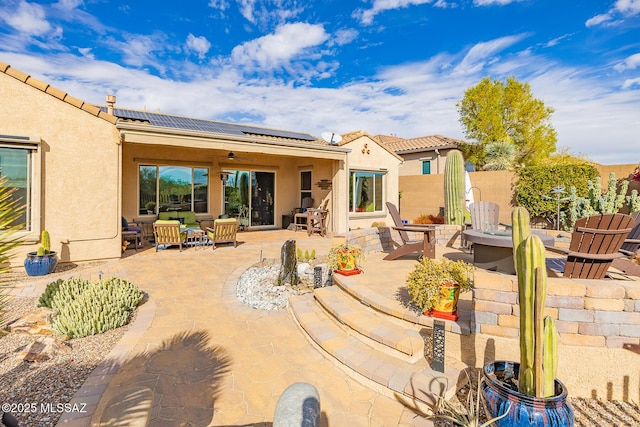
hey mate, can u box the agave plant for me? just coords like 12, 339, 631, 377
0, 176, 25, 330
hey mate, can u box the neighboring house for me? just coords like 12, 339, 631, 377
376, 134, 466, 176
0, 62, 400, 265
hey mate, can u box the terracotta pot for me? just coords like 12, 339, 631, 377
482, 361, 574, 427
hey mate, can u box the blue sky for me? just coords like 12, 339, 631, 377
0, 0, 639, 165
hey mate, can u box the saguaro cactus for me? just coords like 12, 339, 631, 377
512, 207, 557, 398
444, 149, 465, 225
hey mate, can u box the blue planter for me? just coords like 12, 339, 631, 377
482, 361, 574, 427
24, 252, 58, 276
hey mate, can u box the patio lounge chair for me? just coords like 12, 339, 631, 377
206, 218, 238, 249
547, 213, 635, 279
611, 211, 640, 276
383, 202, 434, 260
153, 220, 186, 252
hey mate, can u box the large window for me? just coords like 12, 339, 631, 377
349, 170, 384, 213
0, 137, 38, 233
139, 165, 209, 215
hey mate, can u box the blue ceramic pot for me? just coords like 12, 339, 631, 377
482, 361, 574, 427
24, 252, 58, 276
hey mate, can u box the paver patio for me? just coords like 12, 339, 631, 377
12, 230, 438, 427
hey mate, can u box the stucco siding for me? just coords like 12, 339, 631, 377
1, 72, 122, 264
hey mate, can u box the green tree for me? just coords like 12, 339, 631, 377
457, 76, 557, 169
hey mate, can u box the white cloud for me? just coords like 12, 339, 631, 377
356, 0, 432, 25
622, 77, 640, 89
208, 0, 230, 10
235, 0, 303, 27
231, 22, 328, 71
455, 34, 528, 74
614, 52, 640, 72
473, 0, 524, 5
186, 34, 211, 60
331, 29, 359, 46
0, 0, 51, 36
586, 0, 640, 27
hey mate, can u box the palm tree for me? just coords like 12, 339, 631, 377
0, 176, 24, 330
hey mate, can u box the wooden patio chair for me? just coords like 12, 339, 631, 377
306, 203, 329, 237
383, 202, 433, 260
611, 211, 640, 276
206, 218, 238, 249
293, 197, 315, 231
153, 220, 186, 252
547, 213, 635, 279
468, 201, 509, 233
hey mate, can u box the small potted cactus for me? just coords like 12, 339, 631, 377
24, 230, 58, 276
481, 207, 574, 427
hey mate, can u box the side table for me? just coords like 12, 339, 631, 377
122, 231, 139, 252
186, 228, 206, 250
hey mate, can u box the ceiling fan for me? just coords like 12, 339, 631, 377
220, 151, 254, 162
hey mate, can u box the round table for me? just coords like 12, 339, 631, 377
462, 229, 555, 274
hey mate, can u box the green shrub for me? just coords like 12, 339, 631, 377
39, 277, 143, 338
515, 163, 599, 224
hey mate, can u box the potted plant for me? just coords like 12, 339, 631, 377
145, 201, 156, 214
24, 230, 58, 276
405, 257, 474, 321
481, 207, 574, 427
327, 243, 364, 275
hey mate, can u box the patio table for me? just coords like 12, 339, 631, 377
462, 229, 554, 274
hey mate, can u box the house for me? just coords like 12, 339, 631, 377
0, 62, 401, 265
376, 134, 466, 175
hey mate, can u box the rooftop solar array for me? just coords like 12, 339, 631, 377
102, 107, 317, 141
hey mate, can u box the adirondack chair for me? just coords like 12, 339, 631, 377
306, 203, 329, 237
468, 201, 509, 233
612, 211, 640, 276
206, 218, 238, 249
547, 213, 635, 279
383, 202, 435, 260
153, 220, 186, 251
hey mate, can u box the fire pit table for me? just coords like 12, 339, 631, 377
462, 228, 555, 274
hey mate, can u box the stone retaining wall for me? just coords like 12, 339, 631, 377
472, 269, 640, 349
335, 225, 466, 253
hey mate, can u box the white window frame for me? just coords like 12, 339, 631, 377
0, 135, 41, 241
348, 169, 385, 214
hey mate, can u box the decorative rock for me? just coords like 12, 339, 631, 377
277, 239, 299, 287
297, 262, 311, 276
8, 308, 54, 335
20, 336, 71, 362
273, 382, 320, 427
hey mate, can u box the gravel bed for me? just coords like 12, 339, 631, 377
432, 370, 640, 427
236, 259, 323, 310
0, 263, 133, 427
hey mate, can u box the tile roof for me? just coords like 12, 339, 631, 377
377, 134, 466, 153
0, 62, 118, 125
338, 130, 403, 161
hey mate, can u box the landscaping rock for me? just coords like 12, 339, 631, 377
273, 382, 320, 427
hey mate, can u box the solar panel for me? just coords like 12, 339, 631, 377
104, 108, 315, 141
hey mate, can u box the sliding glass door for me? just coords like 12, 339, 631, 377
223, 170, 275, 227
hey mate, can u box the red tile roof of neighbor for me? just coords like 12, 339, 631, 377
377, 134, 466, 153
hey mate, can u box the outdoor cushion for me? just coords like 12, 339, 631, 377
153, 220, 187, 251
158, 211, 199, 228
206, 218, 238, 249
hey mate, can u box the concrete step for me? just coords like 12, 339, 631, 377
314, 286, 424, 362
332, 272, 472, 335
289, 293, 459, 406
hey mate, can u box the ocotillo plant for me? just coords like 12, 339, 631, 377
444, 149, 465, 225
511, 207, 558, 398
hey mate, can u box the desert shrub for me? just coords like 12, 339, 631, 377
414, 214, 445, 224
40, 277, 143, 338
